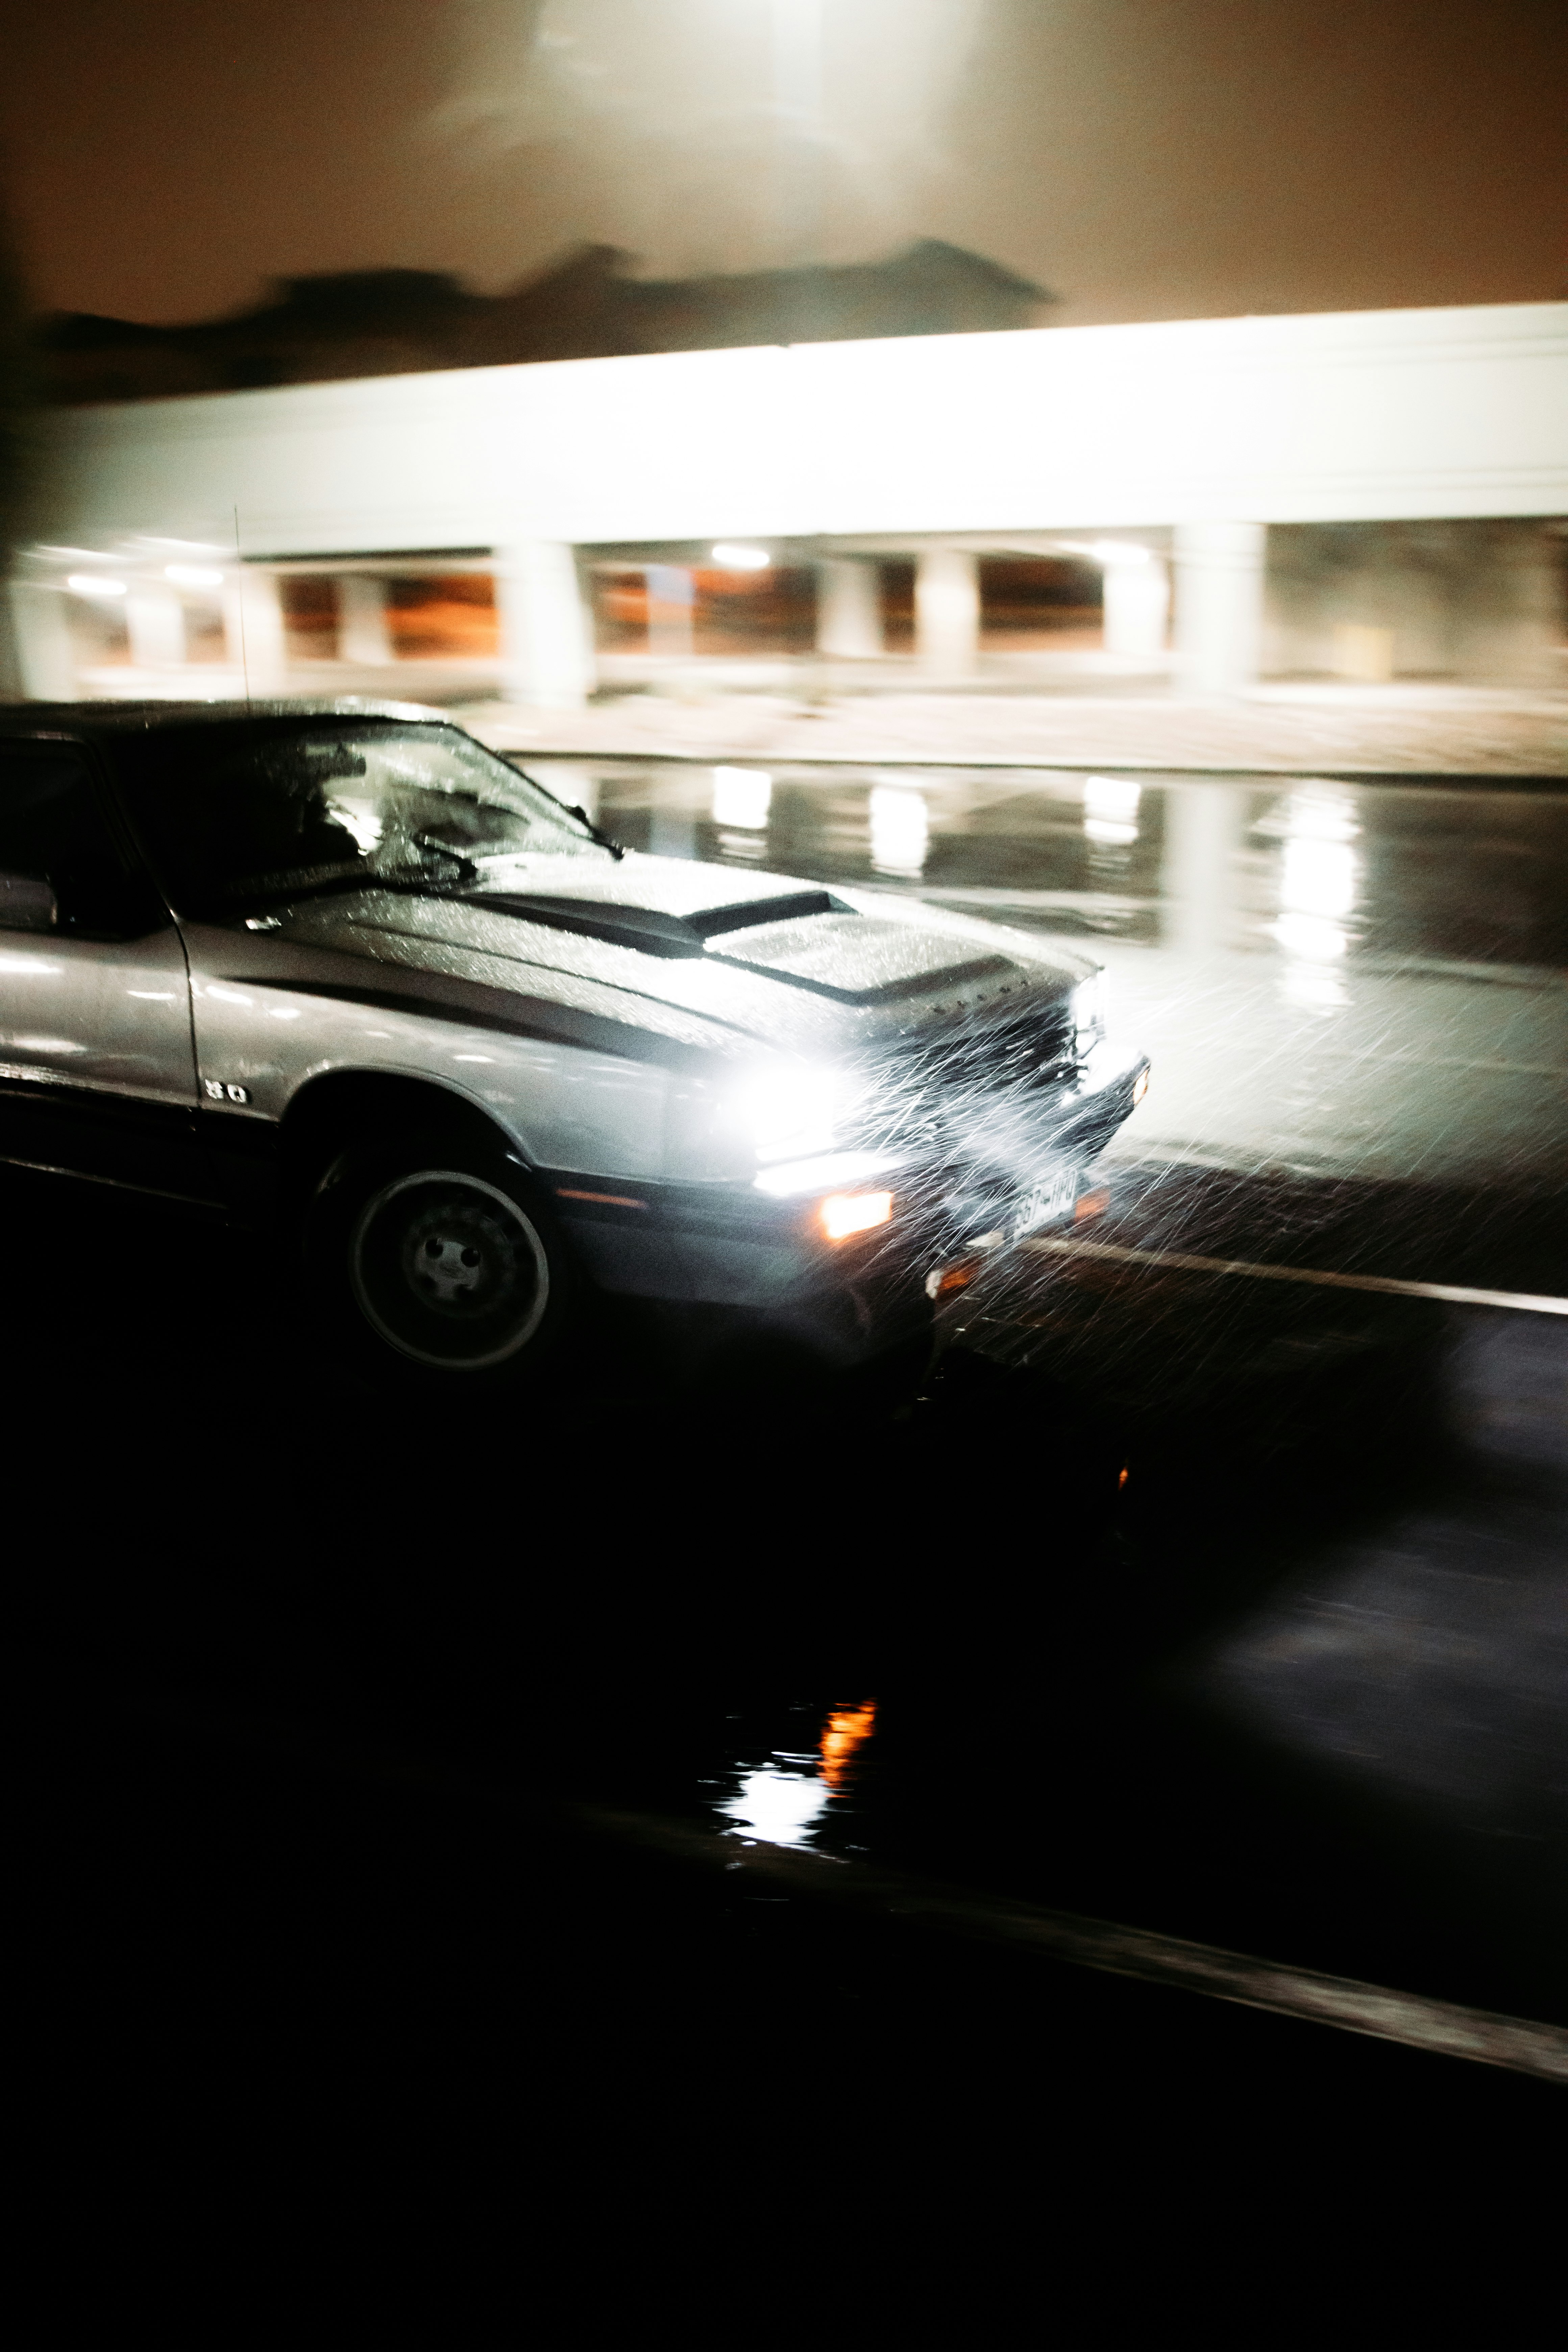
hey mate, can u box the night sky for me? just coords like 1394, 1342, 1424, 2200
2, 0, 1563, 328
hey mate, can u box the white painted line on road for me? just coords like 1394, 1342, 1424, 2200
580, 1806, 1568, 2086
1020, 1234, 1568, 1316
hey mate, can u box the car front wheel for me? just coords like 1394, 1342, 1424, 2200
308, 1137, 574, 1388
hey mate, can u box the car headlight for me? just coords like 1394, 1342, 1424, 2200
1069, 970, 1108, 1053
736, 1063, 848, 1163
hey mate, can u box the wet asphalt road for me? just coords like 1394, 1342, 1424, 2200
11, 762, 1568, 2216
10, 1162, 1564, 2009
9, 1176, 1563, 2238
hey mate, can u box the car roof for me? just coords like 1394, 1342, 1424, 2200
0, 697, 451, 743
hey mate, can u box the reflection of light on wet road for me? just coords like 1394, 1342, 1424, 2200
869, 784, 929, 876
711, 765, 771, 830
1084, 774, 1141, 849
718, 1765, 831, 1846
1273, 786, 1359, 1007
820, 1700, 877, 1789
717, 1700, 878, 1845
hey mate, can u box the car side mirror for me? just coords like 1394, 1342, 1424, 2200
0, 872, 58, 933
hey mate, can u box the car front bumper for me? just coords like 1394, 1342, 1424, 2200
548, 1042, 1150, 1368
548, 1169, 931, 1368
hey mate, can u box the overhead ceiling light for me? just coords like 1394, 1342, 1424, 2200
711, 543, 771, 570
67, 574, 127, 597
166, 564, 224, 588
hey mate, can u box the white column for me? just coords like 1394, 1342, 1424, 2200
496, 541, 595, 707
816, 559, 882, 659
1102, 555, 1170, 661
915, 547, 980, 679
6, 583, 79, 701
338, 574, 393, 666
223, 568, 288, 695
126, 583, 187, 670
1174, 522, 1266, 693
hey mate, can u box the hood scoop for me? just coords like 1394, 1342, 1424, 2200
467, 887, 846, 960
367, 884, 1023, 1010
707, 910, 1019, 1007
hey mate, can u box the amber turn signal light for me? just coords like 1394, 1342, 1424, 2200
925, 1258, 981, 1299
819, 1190, 894, 1242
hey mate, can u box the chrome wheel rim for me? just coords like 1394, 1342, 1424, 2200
348, 1169, 550, 1370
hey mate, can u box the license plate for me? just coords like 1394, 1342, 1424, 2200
1012, 1168, 1077, 1239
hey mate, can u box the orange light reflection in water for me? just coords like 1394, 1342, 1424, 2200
820, 1700, 877, 1792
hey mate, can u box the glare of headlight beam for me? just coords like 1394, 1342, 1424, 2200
743, 1062, 842, 1161
752, 1150, 891, 1197
711, 543, 771, 569
819, 1190, 893, 1242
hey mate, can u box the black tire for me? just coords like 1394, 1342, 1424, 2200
305, 1132, 575, 1392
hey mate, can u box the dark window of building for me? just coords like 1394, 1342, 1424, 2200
879, 560, 916, 650
385, 574, 498, 658
980, 558, 1103, 647
66, 592, 130, 669
592, 568, 650, 651
280, 575, 339, 661
691, 566, 815, 657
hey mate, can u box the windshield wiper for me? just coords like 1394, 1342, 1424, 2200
573, 808, 625, 861
510, 768, 626, 861
224, 863, 479, 916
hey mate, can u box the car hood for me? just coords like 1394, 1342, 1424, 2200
261, 852, 1092, 1061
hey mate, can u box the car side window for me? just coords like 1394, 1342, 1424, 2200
0, 748, 162, 937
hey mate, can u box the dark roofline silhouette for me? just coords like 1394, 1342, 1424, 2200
36, 241, 1055, 403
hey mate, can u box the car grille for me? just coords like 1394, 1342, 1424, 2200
853, 996, 1078, 1153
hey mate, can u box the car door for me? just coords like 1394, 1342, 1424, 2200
0, 739, 208, 1199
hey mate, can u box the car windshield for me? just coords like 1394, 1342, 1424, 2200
114, 720, 606, 913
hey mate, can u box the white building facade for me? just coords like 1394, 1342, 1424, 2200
7, 299, 1567, 707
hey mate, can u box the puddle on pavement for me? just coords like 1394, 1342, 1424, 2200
711, 1699, 880, 1853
